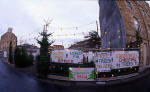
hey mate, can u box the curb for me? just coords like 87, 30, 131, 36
38, 71, 150, 86
1, 59, 150, 86
97, 71, 150, 86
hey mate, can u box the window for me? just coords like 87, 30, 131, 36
133, 17, 140, 31
126, 0, 133, 10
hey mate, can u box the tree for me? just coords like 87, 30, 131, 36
69, 69, 74, 80
89, 31, 100, 40
127, 28, 142, 49
88, 70, 95, 80
136, 30, 142, 47
14, 46, 22, 67
84, 31, 101, 48
36, 22, 54, 77
9, 41, 13, 64
14, 46, 33, 67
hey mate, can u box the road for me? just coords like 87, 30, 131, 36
0, 60, 150, 92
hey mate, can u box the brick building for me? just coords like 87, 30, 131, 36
17, 44, 39, 60
49, 45, 64, 51
69, 38, 101, 50
0, 27, 17, 55
99, 1, 150, 68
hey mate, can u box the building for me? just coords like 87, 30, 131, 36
69, 38, 101, 51
69, 39, 91, 49
18, 44, 39, 60
99, 1, 150, 69
0, 27, 17, 55
49, 45, 64, 51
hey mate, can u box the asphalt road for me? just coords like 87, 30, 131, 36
0, 60, 150, 92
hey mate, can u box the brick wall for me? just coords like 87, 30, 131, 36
116, 1, 150, 43
116, 1, 150, 66
0, 29, 17, 53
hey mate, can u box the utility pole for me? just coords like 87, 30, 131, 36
96, 20, 99, 34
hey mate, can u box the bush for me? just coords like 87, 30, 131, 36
14, 46, 33, 68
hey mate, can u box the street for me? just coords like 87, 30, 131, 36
0, 60, 150, 92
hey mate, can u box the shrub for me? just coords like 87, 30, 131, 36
14, 46, 33, 68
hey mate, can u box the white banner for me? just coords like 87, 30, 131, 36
95, 52, 113, 72
112, 51, 139, 69
51, 49, 83, 63
51, 50, 139, 71
69, 68, 94, 81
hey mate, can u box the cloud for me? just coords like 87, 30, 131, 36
18, 0, 99, 47
0, 0, 38, 41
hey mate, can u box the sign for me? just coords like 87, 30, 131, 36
95, 52, 113, 72
51, 49, 83, 63
112, 51, 139, 69
69, 68, 94, 81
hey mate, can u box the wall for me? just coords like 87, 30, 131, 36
116, 1, 150, 66
0, 31, 17, 54
99, 0, 126, 49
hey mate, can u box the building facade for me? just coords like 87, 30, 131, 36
0, 27, 17, 54
49, 45, 64, 51
69, 38, 101, 50
99, 1, 150, 68
18, 44, 39, 60
99, 0, 126, 49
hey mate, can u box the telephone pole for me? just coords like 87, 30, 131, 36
96, 20, 99, 33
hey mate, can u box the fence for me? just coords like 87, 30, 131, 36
49, 48, 140, 80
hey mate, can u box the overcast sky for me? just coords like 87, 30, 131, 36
0, 0, 149, 48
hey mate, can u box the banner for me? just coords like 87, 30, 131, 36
69, 68, 94, 81
95, 52, 113, 72
51, 49, 83, 63
112, 51, 139, 69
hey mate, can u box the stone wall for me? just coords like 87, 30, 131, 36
99, 0, 150, 67
99, 0, 126, 49
116, 1, 150, 66
116, 1, 150, 43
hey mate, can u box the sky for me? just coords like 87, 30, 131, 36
0, 0, 149, 48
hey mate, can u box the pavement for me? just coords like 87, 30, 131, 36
45, 72, 149, 86
1, 60, 150, 92
2, 59, 150, 86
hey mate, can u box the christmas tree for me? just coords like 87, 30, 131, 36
69, 69, 74, 80
36, 21, 54, 77
88, 70, 95, 80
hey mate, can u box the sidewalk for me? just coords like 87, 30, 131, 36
1, 59, 150, 86
45, 71, 150, 86
15, 64, 36, 77
45, 73, 139, 86
1, 59, 36, 78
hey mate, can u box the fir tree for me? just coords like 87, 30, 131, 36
36, 22, 54, 77
84, 31, 100, 48
88, 70, 95, 80
69, 69, 74, 79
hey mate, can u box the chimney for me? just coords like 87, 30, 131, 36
8, 27, 13, 33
